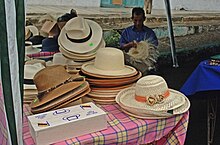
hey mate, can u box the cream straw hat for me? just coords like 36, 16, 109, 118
81, 47, 136, 76
116, 75, 189, 114
58, 17, 102, 54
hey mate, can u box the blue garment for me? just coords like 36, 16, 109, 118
180, 60, 220, 96
42, 35, 59, 52
119, 25, 158, 48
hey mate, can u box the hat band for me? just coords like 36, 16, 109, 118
24, 79, 34, 85
37, 76, 84, 100
135, 90, 170, 106
66, 27, 92, 43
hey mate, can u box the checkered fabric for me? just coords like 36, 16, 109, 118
0, 89, 8, 145
22, 104, 189, 145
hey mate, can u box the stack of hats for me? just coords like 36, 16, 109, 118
25, 25, 42, 55
116, 75, 190, 119
81, 47, 141, 104
58, 17, 105, 68
30, 65, 90, 114
23, 63, 45, 104
46, 52, 80, 74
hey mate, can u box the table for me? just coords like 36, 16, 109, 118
22, 104, 188, 145
180, 60, 220, 145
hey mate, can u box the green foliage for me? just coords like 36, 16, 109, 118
103, 30, 120, 48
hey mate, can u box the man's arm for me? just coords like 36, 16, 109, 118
119, 29, 137, 52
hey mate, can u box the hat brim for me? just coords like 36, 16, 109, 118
59, 19, 102, 54
24, 84, 37, 90
59, 38, 105, 57
117, 93, 190, 118
25, 46, 41, 55
26, 25, 39, 36
116, 87, 186, 112
31, 82, 89, 113
30, 80, 85, 108
121, 108, 170, 120
82, 62, 137, 77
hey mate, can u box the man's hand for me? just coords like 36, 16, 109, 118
122, 41, 137, 52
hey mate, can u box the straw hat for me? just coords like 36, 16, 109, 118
25, 25, 39, 40
128, 41, 150, 59
30, 65, 85, 108
58, 17, 102, 54
24, 63, 45, 90
116, 75, 189, 115
25, 41, 41, 55
24, 63, 45, 80
81, 47, 136, 77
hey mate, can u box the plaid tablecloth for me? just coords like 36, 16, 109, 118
23, 104, 189, 145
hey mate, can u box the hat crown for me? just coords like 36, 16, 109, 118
24, 63, 45, 79
33, 65, 71, 92
135, 75, 168, 98
65, 17, 90, 39
94, 48, 125, 71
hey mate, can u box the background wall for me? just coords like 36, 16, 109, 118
27, 0, 101, 7
153, 0, 220, 11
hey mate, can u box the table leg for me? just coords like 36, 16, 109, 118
207, 97, 217, 145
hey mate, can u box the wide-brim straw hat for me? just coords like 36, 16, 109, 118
128, 41, 152, 59
30, 65, 85, 108
81, 47, 136, 77
116, 90, 190, 118
24, 63, 45, 90
24, 63, 45, 80
116, 75, 189, 115
31, 82, 90, 113
59, 38, 105, 61
58, 17, 102, 54
25, 25, 39, 40
25, 41, 41, 55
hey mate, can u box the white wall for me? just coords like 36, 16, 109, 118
27, 0, 100, 7
153, 0, 220, 11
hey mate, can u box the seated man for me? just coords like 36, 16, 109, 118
119, 7, 159, 75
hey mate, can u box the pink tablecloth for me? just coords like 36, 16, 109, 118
23, 104, 189, 145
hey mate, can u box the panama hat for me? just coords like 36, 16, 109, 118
58, 38, 105, 61
25, 41, 41, 55
25, 25, 39, 40
30, 65, 85, 108
24, 63, 45, 90
116, 75, 189, 116
58, 17, 102, 54
81, 48, 136, 77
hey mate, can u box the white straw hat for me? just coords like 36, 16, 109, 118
128, 41, 150, 59
24, 63, 45, 80
58, 17, 102, 54
116, 75, 188, 114
81, 47, 136, 77
24, 63, 45, 90
116, 90, 190, 118
25, 41, 41, 55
